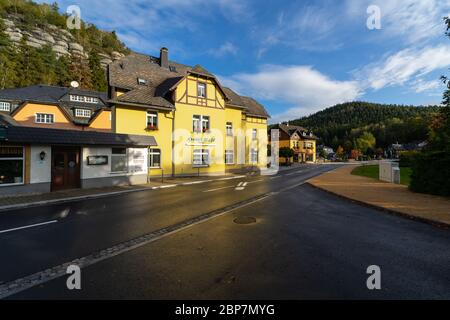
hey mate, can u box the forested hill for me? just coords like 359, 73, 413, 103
0, 0, 129, 92
286, 102, 442, 150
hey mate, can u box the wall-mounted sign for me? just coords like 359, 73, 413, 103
186, 136, 216, 146
87, 155, 108, 165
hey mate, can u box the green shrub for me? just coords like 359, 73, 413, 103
409, 151, 450, 197
399, 151, 419, 167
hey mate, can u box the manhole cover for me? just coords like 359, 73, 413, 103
233, 216, 257, 225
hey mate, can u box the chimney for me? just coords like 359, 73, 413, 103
160, 47, 169, 68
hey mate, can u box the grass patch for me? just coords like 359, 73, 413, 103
351, 165, 412, 186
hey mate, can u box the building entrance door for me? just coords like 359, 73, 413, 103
51, 147, 81, 191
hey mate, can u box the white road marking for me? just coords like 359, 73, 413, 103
159, 184, 177, 189
0, 220, 58, 234
182, 180, 210, 185
270, 176, 282, 179
235, 182, 248, 191
203, 185, 235, 193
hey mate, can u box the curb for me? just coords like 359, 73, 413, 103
305, 182, 450, 230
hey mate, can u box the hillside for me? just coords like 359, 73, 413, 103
285, 102, 442, 150
0, 0, 129, 91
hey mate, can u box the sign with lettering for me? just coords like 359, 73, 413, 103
186, 136, 216, 146
87, 155, 108, 165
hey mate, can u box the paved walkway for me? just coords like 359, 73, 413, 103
307, 165, 450, 227
0, 175, 245, 211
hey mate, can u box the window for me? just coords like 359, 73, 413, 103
305, 142, 313, 149
252, 129, 258, 140
250, 148, 259, 164
0, 146, 24, 186
75, 109, 91, 118
193, 115, 210, 133
137, 78, 147, 85
111, 148, 127, 172
148, 148, 161, 168
0, 101, 11, 112
146, 111, 158, 129
193, 149, 209, 167
226, 122, 233, 136
35, 113, 54, 124
69, 95, 98, 104
225, 150, 234, 165
197, 83, 206, 98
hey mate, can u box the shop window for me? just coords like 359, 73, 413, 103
226, 122, 233, 136
193, 149, 209, 167
111, 148, 127, 173
197, 83, 206, 98
148, 148, 161, 168
146, 111, 158, 130
35, 113, 54, 124
0, 146, 24, 186
225, 150, 234, 165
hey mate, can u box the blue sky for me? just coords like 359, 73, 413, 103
39, 0, 450, 123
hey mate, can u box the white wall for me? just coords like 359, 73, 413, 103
30, 146, 51, 184
81, 147, 148, 180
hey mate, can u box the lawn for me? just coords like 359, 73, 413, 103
351, 165, 412, 186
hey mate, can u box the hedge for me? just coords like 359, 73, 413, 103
409, 151, 450, 197
399, 151, 419, 167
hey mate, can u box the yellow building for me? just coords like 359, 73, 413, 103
108, 48, 270, 178
270, 124, 317, 163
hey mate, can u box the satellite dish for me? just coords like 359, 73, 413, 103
70, 81, 79, 88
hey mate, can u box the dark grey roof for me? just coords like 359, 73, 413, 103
275, 124, 318, 140
0, 113, 20, 126
109, 52, 270, 118
0, 125, 156, 147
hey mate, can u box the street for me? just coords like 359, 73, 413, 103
1, 164, 449, 299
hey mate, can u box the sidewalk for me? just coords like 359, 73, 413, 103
0, 174, 245, 212
307, 165, 450, 228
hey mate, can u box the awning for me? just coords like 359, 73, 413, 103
0, 125, 157, 147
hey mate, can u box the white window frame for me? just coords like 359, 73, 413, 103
225, 150, 234, 165
146, 111, 158, 128
250, 148, 259, 164
193, 115, 201, 133
69, 94, 99, 104
75, 108, 91, 118
148, 148, 161, 168
35, 113, 54, 124
226, 122, 233, 136
193, 149, 209, 167
138, 78, 147, 85
252, 128, 258, 140
0, 101, 11, 112
0, 146, 25, 187
111, 148, 128, 173
197, 82, 206, 98
201, 116, 210, 132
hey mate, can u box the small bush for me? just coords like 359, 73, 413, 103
409, 151, 450, 197
399, 151, 419, 167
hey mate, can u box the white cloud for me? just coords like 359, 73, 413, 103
210, 42, 238, 57
411, 79, 442, 94
221, 65, 361, 122
357, 44, 450, 90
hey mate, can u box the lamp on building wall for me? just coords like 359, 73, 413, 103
39, 151, 46, 161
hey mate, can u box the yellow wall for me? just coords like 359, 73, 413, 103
113, 75, 268, 177
88, 110, 112, 132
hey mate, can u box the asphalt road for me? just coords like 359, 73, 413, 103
1, 164, 450, 299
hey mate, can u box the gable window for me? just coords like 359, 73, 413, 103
75, 109, 91, 118
0, 146, 24, 186
225, 150, 234, 165
197, 82, 206, 98
193, 149, 209, 167
35, 113, 54, 124
146, 111, 158, 130
250, 148, 259, 164
69, 95, 98, 104
148, 148, 161, 168
226, 122, 233, 136
252, 128, 258, 140
0, 101, 11, 112
137, 78, 147, 85
111, 148, 127, 173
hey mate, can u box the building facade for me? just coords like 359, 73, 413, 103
108, 48, 270, 178
270, 124, 317, 163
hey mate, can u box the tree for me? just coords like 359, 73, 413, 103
89, 51, 107, 91
0, 19, 17, 88
69, 54, 92, 89
279, 147, 295, 165
356, 132, 376, 154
